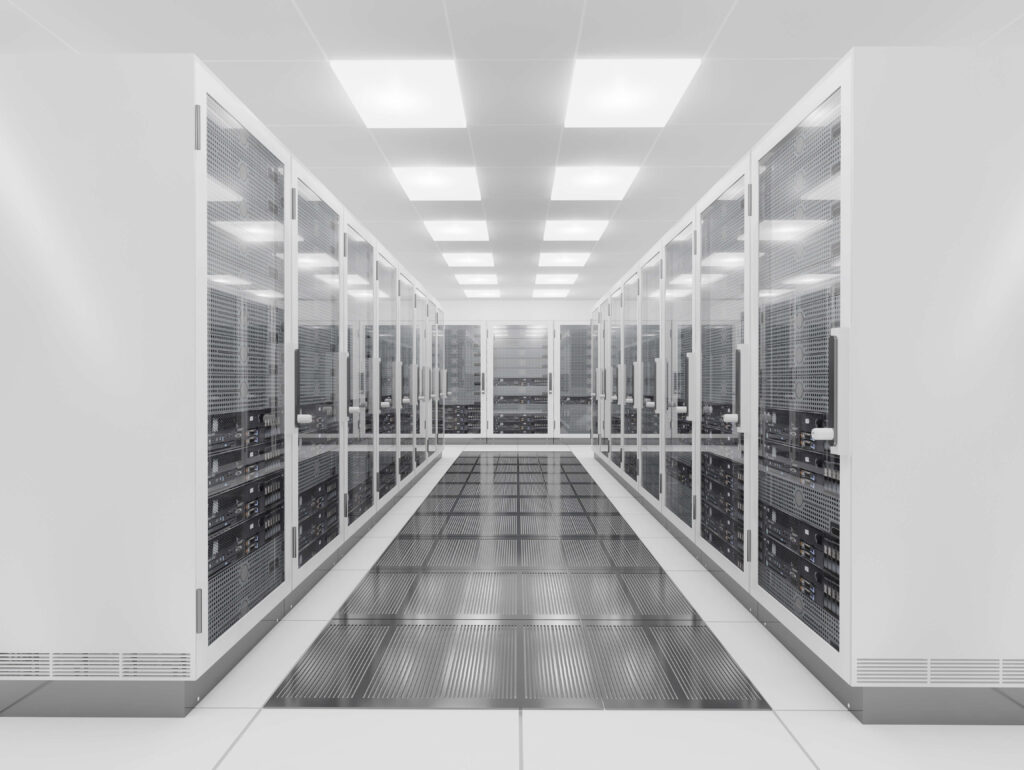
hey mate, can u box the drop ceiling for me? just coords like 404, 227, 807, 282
3, 0, 1022, 301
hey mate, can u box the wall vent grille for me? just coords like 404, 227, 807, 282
856, 658, 927, 684
929, 659, 1000, 685
1001, 660, 1024, 685
0, 653, 192, 680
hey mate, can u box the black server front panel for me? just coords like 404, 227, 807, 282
493, 325, 548, 434
757, 90, 842, 650
206, 97, 286, 643
442, 325, 481, 434
559, 324, 592, 434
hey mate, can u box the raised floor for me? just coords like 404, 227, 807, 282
2, 445, 1023, 769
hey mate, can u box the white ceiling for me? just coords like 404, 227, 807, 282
3, 0, 1023, 301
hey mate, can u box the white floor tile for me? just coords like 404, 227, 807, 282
283, 569, 365, 621
522, 710, 814, 770
0, 707, 255, 770
198, 621, 329, 709
666, 570, 758, 622
332, 533, 393, 571
706, 621, 846, 711
218, 709, 519, 770
778, 710, 1024, 770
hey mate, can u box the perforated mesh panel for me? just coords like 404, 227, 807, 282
559, 324, 592, 433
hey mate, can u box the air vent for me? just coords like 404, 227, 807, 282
52, 653, 119, 678
121, 653, 192, 680
856, 658, 927, 684
930, 659, 1000, 685
0, 653, 50, 678
1001, 660, 1024, 685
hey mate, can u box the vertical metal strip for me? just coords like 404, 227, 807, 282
195, 589, 203, 634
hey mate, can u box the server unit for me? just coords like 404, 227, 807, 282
442, 324, 482, 434
0, 55, 445, 715
557, 324, 593, 436
489, 324, 551, 435
593, 48, 1024, 722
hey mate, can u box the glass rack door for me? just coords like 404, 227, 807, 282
610, 291, 623, 465
294, 180, 341, 567
398, 277, 414, 479
666, 226, 696, 527
426, 300, 438, 457
492, 324, 548, 434
622, 276, 639, 480
640, 256, 662, 500
345, 229, 374, 523
414, 290, 429, 465
700, 177, 748, 570
757, 89, 842, 651
558, 324, 592, 435
376, 259, 397, 498
443, 325, 481, 434
590, 310, 600, 445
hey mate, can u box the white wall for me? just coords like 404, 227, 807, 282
443, 299, 593, 323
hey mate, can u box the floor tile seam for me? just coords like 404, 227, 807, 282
773, 710, 823, 769
211, 707, 262, 770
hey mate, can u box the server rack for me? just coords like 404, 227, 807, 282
488, 323, 551, 435
0, 55, 446, 711
556, 324, 593, 437
591, 50, 1024, 719
442, 324, 482, 434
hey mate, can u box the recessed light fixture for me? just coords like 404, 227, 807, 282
539, 252, 590, 267
465, 289, 501, 298
702, 252, 745, 270
543, 220, 608, 242
533, 288, 570, 298
783, 273, 837, 286
298, 253, 340, 271
565, 59, 701, 128
393, 167, 481, 201
454, 274, 497, 285
536, 274, 578, 285
551, 166, 639, 201
759, 219, 829, 242
329, 60, 466, 128
443, 252, 494, 267
424, 220, 489, 242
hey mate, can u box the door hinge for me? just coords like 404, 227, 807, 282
195, 588, 203, 634
194, 105, 202, 151
291, 188, 297, 221
291, 526, 298, 558
745, 529, 752, 562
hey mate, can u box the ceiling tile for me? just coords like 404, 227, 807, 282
205, 61, 362, 126
614, 197, 694, 221
459, 59, 573, 126
295, 0, 452, 56
646, 123, 768, 166
469, 127, 562, 165
15, 0, 321, 58
487, 220, 546, 246
483, 199, 550, 220
271, 125, 386, 167
577, 0, 731, 56
308, 166, 419, 221
413, 201, 487, 220
671, 59, 832, 125
0, 3, 71, 51
710, 0, 1024, 58
371, 129, 475, 165
556, 129, 660, 165
598, 219, 676, 252
546, 201, 619, 219
628, 165, 728, 200
365, 219, 438, 252
477, 167, 554, 200
447, 0, 585, 59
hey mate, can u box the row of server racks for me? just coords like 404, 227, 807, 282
0, 55, 446, 705
441, 322, 592, 438
591, 48, 1024, 703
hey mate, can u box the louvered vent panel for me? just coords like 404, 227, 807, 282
856, 658, 928, 685
52, 653, 120, 678
929, 659, 1000, 685
0, 653, 50, 678
121, 653, 192, 680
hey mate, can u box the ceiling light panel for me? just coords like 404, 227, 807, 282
455, 273, 498, 285
564, 59, 702, 128
424, 220, 489, 241
464, 289, 501, 298
539, 252, 590, 267
551, 166, 639, 200
536, 274, 578, 285
329, 60, 467, 128
393, 167, 481, 201
533, 288, 570, 298
543, 220, 608, 242
443, 252, 494, 267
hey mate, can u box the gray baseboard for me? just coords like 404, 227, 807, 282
593, 452, 1024, 725
0, 452, 441, 718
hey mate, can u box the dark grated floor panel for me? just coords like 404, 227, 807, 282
267, 451, 767, 709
